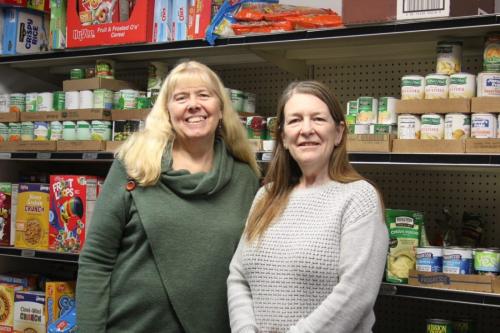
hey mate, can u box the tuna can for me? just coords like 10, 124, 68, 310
9, 93, 26, 112
356, 96, 378, 124
53, 91, 65, 111
49, 121, 63, 141
398, 114, 421, 139
37, 92, 54, 112
443, 247, 473, 274
416, 246, 443, 272
20, 121, 34, 141
473, 248, 500, 276
436, 40, 462, 75
65, 91, 80, 110
425, 74, 449, 99
79, 90, 94, 109
421, 114, 445, 140
346, 100, 358, 116
70, 68, 85, 80
449, 73, 476, 98
427, 319, 452, 333
401, 75, 425, 100
33, 122, 49, 141
378, 97, 397, 124
90, 120, 112, 141
353, 124, 370, 134
477, 72, 500, 97
483, 32, 500, 72
25, 93, 38, 112
471, 113, 497, 138
0, 94, 9, 113
230, 89, 245, 113
8, 123, 21, 141
62, 121, 77, 141
452, 318, 476, 333
93, 89, 113, 109
0, 123, 8, 141
118, 89, 139, 110
76, 121, 91, 140
444, 113, 470, 140
243, 92, 256, 113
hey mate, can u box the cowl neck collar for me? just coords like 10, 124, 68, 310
160, 139, 234, 197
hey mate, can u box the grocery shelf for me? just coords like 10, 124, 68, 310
0, 151, 114, 161
380, 282, 500, 308
0, 246, 79, 263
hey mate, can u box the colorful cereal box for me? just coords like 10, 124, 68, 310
13, 291, 46, 333
45, 282, 75, 327
10, 184, 18, 246
49, 176, 97, 253
47, 305, 76, 333
0, 183, 12, 246
15, 184, 50, 250
0, 284, 23, 333
0, 274, 37, 291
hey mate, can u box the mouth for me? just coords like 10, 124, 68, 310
298, 142, 320, 147
185, 115, 207, 123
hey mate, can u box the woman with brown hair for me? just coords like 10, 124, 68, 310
227, 81, 388, 333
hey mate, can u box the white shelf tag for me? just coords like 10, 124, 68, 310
21, 249, 36, 257
36, 152, 51, 159
0, 153, 11, 159
83, 152, 98, 160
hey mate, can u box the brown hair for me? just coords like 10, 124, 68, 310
245, 80, 365, 242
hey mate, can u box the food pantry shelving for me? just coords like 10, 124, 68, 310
1, 14, 500, 333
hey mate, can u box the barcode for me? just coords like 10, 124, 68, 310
403, 0, 445, 13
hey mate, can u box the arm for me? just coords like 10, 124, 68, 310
289, 195, 389, 333
228, 238, 260, 333
76, 161, 130, 332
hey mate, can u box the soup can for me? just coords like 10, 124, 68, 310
416, 246, 443, 272
8, 123, 21, 141
90, 120, 112, 141
37, 92, 54, 112
471, 113, 497, 138
62, 121, 77, 141
444, 113, 470, 140
20, 121, 34, 141
436, 40, 462, 75
378, 97, 397, 124
49, 121, 63, 141
33, 122, 49, 141
421, 114, 444, 140
77, 120, 91, 140
401, 75, 425, 100
9, 93, 25, 112
443, 247, 473, 275
449, 73, 476, 98
425, 74, 449, 99
398, 114, 421, 139
25, 93, 38, 112
356, 96, 378, 124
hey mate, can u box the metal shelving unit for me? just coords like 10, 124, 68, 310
0, 246, 78, 264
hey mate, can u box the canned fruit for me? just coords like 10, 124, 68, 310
421, 114, 444, 140
425, 74, 449, 99
377, 97, 397, 124
401, 75, 425, 100
449, 73, 476, 98
436, 41, 462, 75
356, 97, 377, 124
444, 114, 470, 140
398, 114, 421, 139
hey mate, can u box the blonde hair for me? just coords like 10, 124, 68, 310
117, 60, 260, 185
245, 80, 365, 242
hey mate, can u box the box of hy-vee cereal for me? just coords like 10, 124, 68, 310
49, 176, 97, 253
0, 183, 12, 246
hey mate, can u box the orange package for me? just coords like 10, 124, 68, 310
286, 14, 343, 29
232, 20, 293, 35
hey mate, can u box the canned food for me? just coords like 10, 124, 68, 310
65, 91, 80, 110
378, 97, 397, 124
79, 90, 94, 109
471, 113, 497, 138
62, 121, 77, 141
8, 123, 21, 141
37, 92, 54, 112
370, 124, 397, 134
346, 100, 358, 116
449, 73, 476, 98
230, 89, 245, 113
246, 116, 266, 139
443, 247, 473, 274
76, 121, 91, 140
136, 97, 152, 109
33, 122, 49, 141
401, 75, 425, 100
436, 40, 462, 75
416, 246, 443, 272
474, 248, 500, 275
477, 72, 500, 97
427, 319, 452, 333
70, 68, 85, 80
49, 121, 63, 141
0, 123, 8, 141
353, 124, 370, 134
345, 114, 356, 126
93, 89, 113, 109
53, 91, 65, 111
398, 114, 421, 139
112, 120, 144, 141
0, 94, 9, 113
356, 96, 378, 124
90, 120, 112, 141
96, 59, 114, 79
421, 114, 444, 140
9, 93, 26, 112
244, 92, 256, 113
444, 113, 470, 140
118, 89, 139, 110
20, 121, 34, 141
25, 93, 38, 112
483, 32, 500, 72
452, 318, 475, 333
266, 117, 277, 140
425, 74, 449, 99
85, 67, 96, 79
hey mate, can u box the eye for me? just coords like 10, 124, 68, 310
174, 94, 187, 102
314, 117, 326, 122
286, 118, 299, 125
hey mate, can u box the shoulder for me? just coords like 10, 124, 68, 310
340, 180, 382, 225
341, 180, 379, 202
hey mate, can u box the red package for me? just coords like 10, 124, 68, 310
79, 0, 120, 25
285, 14, 343, 29
232, 20, 293, 35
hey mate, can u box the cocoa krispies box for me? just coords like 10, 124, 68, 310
49, 175, 97, 253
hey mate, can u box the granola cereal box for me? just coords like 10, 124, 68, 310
49, 176, 97, 253
45, 282, 75, 327
0, 284, 23, 333
15, 184, 50, 250
0, 183, 12, 246
13, 291, 46, 333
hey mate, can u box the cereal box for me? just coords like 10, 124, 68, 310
49, 176, 97, 253
13, 291, 46, 333
47, 305, 76, 333
45, 282, 75, 327
0, 274, 37, 291
0, 183, 12, 246
78, 0, 120, 25
15, 184, 50, 250
0, 284, 23, 333
10, 184, 18, 246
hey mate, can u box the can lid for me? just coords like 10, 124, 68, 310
426, 318, 452, 324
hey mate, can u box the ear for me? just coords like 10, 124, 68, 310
335, 121, 345, 146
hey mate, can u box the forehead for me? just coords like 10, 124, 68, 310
283, 93, 330, 115
171, 70, 216, 92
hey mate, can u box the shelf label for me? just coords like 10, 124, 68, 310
0, 153, 11, 159
83, 152, 98, 160
261, 153, 273, 162
21, 249, 36, 258
379, 284, 397, 296
36, 152, 51, 159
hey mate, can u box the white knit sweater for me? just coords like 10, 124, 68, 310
227, 180, 389, 333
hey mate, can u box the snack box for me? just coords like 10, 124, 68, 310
47, 305, 76, 333
153, 0, 172, 42
45, 281, 75, 327
0, 182, 12, 246
13, 291, 46, 333
49, 0, 66, 49
0, 284, 23, 333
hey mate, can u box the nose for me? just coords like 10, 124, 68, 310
300, 118, 313, 136
187, 95, 200, 111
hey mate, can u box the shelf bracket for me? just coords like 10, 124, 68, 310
248, 48, 307, 79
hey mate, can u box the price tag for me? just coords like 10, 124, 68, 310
0, 153, 11, 159
36, 152, 51, 159
21, 249, 36, 258
83, 152, 98, 160
261, 153, 273, 162
379, 284, 397, 296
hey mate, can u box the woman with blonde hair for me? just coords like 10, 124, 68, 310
228, 80, 388, 333
77, 60, 260, 333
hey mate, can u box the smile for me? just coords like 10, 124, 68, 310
298, 142, 320, 146
185, 116, 207, 123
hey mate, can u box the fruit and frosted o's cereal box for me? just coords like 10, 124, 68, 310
45, 281, 75, 327
0, 284, 23, 333
13, 291, 46, 333
49, 176, 97, 253
0, 183, 12, 246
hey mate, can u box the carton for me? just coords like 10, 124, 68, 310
0, 0, 50, 12
393, 139, 465, 153
0, 274, 37, 290
62, 77, 136, 92
104, 140, 122, 152
14, 183, 50, 250
111, 108, 150, 120
408, 270, 500, 293
0, 183, 12, 246
20, 111, 62, 122
49, 0, 66, 50
16, 141, 57, 151
0, 113, 20, 123
49, 176, 97, 253
170, 0, 188, 41
347, 134, 394, 152
0, 283, 23, 333
10, 184, 18, 246
465, 138, 500, 153
45, 281, 75, 326
13, 291, 46, 333
395, 99, 471, 114
56, 140, 104, 151
187, 0, 211, 40
60, 109, 111, 121
471, 97, 500, 113
153, 0, 172, 42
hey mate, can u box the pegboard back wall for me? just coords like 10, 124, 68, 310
355, 165, 499, 248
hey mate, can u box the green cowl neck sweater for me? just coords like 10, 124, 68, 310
130, 139, 259, 333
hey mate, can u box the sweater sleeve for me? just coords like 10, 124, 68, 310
288, 189, 389, 333
76, 160, 130, 332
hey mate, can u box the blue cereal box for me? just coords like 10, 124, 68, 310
153, 0, 172, 42
2, 7, 49, 55
169, 0, 188, 41
14, 291, 46, 333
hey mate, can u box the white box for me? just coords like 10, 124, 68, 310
2, 8, 49, 55
397, 0, 450, 20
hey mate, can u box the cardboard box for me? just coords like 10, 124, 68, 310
56, 140, 104, 151
0, 0, 50, 12
187, 0, 211, 40
465, 138, 500, 153
111, 108, 150, 120
170, 0, 189, 41
395, 99, 471, 114
409, 270, 500, 293
66, 0, 155, 48
20, 111, 62, 122
343, 0, 495, 26
393, 139, 465, 153
14, 291, 46, 333
153, 0, 172, 42
62, 78, 136, 92
49, 0, 66, 50
105, 140, 122, 152
347, 134, 394, 152
45, 281, 76, 327
0, 182, 12, 246
471, 97, 500, 113
61, 109, 111, 121
0, 112, 20, 122
16, 141, 57, 151
0, 142, 19, 151
0, 284, 23, 333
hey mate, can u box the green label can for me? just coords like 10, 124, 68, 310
70, 68, 85, 80
25, 93, 38, 112
136, 97, 152, 109
8, 123, 21, 141
9, 93, 26, 112
21, 121, 34, 141
77, 121, 91, 140
62, 121, 76, 141
0, 123, 8, 142
50, 121, 63, 141
91, 120, 112, 141
93, 89, 113, 109
118, 90, 139, 110
53, 91, 65, 111
427, 319, 452, 333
